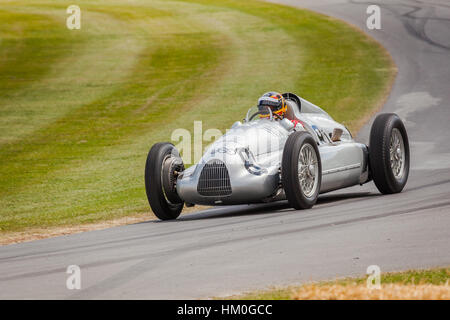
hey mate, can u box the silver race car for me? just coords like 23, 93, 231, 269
145, 93, 410, 220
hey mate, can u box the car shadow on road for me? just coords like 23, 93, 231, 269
316, 191, 379, 205
150, 191, 379, 222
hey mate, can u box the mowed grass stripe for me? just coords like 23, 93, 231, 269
0, 8, 87, 143
0, 0, 232, 229
0, 0, 395, 232
0, 4, 146, 145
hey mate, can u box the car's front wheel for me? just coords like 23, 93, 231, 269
145, 142, 184, 220
282, 131, 322, 209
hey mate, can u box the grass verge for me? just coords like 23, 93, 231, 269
0, 0, 395, 240
227, 267, 450, 300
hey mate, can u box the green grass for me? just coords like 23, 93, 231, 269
0, 0, 395, 232
229, 267, 450, 300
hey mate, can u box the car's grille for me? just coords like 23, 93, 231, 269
197, 160, 232, 196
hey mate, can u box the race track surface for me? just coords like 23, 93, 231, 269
0, 0, 449, 299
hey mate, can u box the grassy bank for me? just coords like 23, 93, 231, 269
0, 0, 395, 234
229, 267, 450, 300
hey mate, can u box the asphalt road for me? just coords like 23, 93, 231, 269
0, 0, 449, 299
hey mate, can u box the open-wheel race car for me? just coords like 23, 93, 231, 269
145, 93, 410, 220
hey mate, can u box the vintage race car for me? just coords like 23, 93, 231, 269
145, 93, 410, 220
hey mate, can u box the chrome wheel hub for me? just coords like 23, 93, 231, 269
308, 164, 315, 176
390, 128, 405, 179
297, 144, 319, 198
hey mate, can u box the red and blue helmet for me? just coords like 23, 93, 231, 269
257, 92, 287, 117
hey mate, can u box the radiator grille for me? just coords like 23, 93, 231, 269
197, 160, 232, 196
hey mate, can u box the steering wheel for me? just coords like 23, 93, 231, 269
249, 111, 267, 121
249, 110, 284, 121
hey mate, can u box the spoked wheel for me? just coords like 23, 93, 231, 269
369, 113, 410, 194
298, 143, 319, 198
390, 128, 406, 179
282, 131, 322, 209
145, 142, 184, 220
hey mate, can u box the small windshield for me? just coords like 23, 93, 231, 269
245, 105, 273, 122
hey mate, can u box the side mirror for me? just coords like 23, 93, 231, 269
331, 128, 343, 142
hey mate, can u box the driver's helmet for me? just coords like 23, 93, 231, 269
257, 92, 287, 118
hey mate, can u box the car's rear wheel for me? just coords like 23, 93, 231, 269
369, 113, 410, 194
145, 142, 184, 220
282, 131, 322, 209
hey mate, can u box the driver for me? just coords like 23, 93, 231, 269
257, 92, 287, 119
258, 91, 301, 128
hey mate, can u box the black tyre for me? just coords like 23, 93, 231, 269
369, 113, 410, 194
145, 142, 184, 220
282, 131, 322, 209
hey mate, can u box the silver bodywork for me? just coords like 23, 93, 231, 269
176, 96, 369, 205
